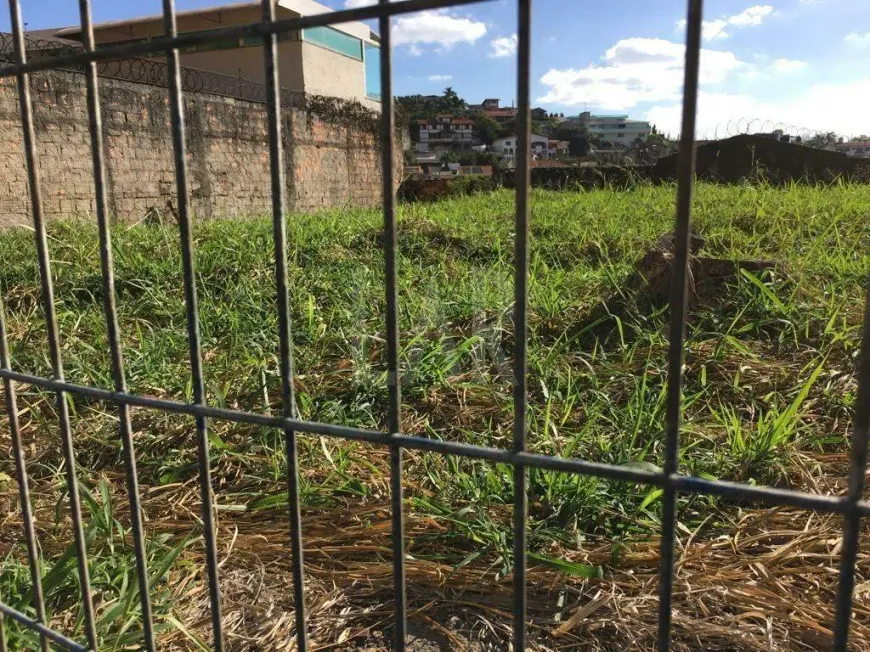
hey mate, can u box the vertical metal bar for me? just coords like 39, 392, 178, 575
512, 1, 532, 651
656, 1, 703, 650
832, 286, 870, 650
260, 1, 308, 649
0, 611, 6, 652
76, 2, 156, 650
0, 297, 47, 652
378, 2, 406, 649
7, 2, 98, 648
160, 2, 224, 650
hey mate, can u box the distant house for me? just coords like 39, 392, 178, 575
572, 111, 651, 145
459, 165, 493, 177
477, 98, 518, 123
48, 0, 382, 108
492, 134, 549, 165
415, 116, 475, 155
485, 107, 518, 123
531, 160, 570, 169
531, 107, 549, 120
831, 140, 870, 158
547, 139, 569, 159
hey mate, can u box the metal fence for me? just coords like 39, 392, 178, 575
0, 0, 867, 651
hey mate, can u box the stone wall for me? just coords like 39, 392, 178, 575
0, 69, 398, 228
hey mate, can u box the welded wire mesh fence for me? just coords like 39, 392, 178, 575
0, 1, 868, 651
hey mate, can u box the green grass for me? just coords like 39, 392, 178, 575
0, 181, 868, 648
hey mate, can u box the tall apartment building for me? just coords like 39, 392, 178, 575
575, 111, 651, 145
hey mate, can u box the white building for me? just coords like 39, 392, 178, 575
575, 112, 651, 146
831, 140, 870, 158
51, 0, 382, 108
492, 134, 549, 164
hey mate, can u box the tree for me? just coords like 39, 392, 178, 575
473, 113, 500, 146
551, 123, 592, 157
439, 151, 458, 166
440, 87, 466, 112
458, 151, 500, 167
805, 131, 840, 149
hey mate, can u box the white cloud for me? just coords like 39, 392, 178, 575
645, 79, 870, 138
389, 9, 487, 53
488, 34, 518, 59
676, 4, 773, 41
727, 5, 774, 26
536, 37, 743, 110
428, 74, 453, 81
845, 32, 870, 49
771, 58, 807, 73
344, 1, 486, 53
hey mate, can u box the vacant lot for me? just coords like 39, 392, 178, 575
1, 183, 869, 650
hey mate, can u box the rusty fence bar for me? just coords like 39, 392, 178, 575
378, 0, 408, 649
655, 0, 703, 649
76, 0, 157, 649
0, 0, 868, 651
511, 1, 533, 651
7, 0, 98, 648
261, 0, 309, 649
160, 0, 226, 650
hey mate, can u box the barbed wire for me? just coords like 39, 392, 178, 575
0, 33, 307, 111
698, 118, 855, 144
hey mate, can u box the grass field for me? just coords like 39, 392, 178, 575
1, 182, 869, 650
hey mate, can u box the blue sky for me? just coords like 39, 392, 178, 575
6, 0, 870, 137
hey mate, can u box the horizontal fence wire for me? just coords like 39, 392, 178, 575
0, 603, 87, 652
2, 367, 869, 518
0, 0, 868, 650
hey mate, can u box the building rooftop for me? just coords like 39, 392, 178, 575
54, 0, 376, 43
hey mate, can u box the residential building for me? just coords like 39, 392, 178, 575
574, 111, 651, 145
485, 107, 518, 123
491, 134, 549, 165
477, 97, 518, 123
831, 140, 870, 158
459, 165, 493, 177
531, 107, 549, 120
531, 160, 570, 169
547, 139, 569, 159
50, 0, 382, 108
415, 116, 475, 156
